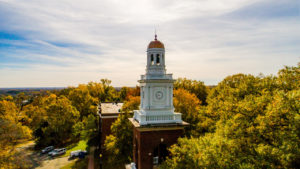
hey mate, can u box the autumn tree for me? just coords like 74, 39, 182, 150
87, 79, 118, 102
119, 86, 140, 101
34, 94, 80, 147
0, 100, 32, 147
68, 84, 98, 120
121, 96, 140, 112
161, 64, 300, 169
173, 89, 202, 136
0, 100, 32, 169
174, 78, 208, 105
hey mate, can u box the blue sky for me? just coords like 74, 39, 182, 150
0, 0, 299, 87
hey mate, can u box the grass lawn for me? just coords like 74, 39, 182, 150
62, 140, 88, 157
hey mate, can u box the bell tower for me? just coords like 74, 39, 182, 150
146, 34, 166, 75
133, 34, 182, 125
130, 34, 188, 169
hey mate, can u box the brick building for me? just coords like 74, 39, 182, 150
98, 102, 123, 149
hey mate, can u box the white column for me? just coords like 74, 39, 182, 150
166, 86, 169, 107
169, 86, 173, 107
148, 85, 151, 109
141, 87, 143, 108
147, 54, 150, 67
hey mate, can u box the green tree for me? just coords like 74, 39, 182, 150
104, 112, 133, 166
119, 87, 130, 101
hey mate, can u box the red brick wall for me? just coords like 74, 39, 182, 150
133, 127, 184, 169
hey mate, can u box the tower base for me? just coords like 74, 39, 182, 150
129, 118, 189, 169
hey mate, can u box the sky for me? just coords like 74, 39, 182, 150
0, 0, 299, 87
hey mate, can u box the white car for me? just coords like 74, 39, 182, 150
70, 150, 87, 158
48, 148, 66, 157
41, 146, 54, 154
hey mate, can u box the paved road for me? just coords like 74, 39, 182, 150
88, 147, 96, 169
36, 156, 71, 169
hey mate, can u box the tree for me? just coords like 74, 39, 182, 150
34, 94, 80, 147
174, 78, 208, 105
0, 100, 31, 148
161, 64, 300, 169
79, 114, 99, 141
276, 63, 300, 91
173, 89, 201, 136
104, 112, 133, 166
119, 87, 130, 101
119, 86, 140, 101
121, 96, 140, 112
0, 100, 32, 169
22, 104, 46, 130
68, 84, 98, 120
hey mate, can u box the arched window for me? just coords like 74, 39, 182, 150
151, 54, 154, 65
156, 54, 160, 65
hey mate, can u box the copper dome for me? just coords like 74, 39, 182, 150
147, 34, 165, 49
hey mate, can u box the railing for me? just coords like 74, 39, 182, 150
134, 110, 182, 125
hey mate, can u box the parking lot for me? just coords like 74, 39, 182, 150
35, 155, 71, 169
17, 141, 80, 169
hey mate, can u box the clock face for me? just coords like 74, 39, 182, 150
155, 91, 163, 100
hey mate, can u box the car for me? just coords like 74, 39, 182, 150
41, 146, 54, 154
48, 148, 66, 157
70, 150, 87, 158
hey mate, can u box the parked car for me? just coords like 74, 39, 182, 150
41, 146, 54, 154
70, 150, 87, 158
48, 148, 66, 157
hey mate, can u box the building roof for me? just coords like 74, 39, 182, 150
100, 103, 123, 114
147, 34, 164, 49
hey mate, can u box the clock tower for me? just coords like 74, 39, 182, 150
130, 34, 188, 169
133, 34, 182, 125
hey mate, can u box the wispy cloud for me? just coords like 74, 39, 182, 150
0, 0, 299, 87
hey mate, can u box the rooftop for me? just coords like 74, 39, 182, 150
100, 103, 123, 114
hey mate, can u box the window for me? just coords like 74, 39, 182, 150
156, 54, 160, 65
151, 54, 154, 65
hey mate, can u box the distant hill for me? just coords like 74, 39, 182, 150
0, 86, 137, 95
0, 87, 65, 96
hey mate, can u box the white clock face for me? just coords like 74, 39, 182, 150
155, 91, 163, 100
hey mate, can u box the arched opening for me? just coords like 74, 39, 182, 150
151, 54, 154, 65
156, 54, 160, 65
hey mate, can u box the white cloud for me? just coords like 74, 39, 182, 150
0, 0, 299, 87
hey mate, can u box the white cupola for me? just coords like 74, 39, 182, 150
146, 34, 166, 76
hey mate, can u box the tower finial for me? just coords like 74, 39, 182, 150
154, 28, 157, 40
